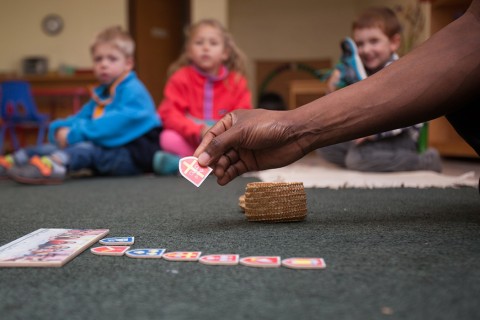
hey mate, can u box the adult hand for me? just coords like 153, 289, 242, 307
200, 125, 212, 138
194, 109, 308, 185
55, 127, 70, 148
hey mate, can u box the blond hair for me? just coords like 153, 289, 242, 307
168, 19, 248, 77
90, 26, 135, 58
352, 7, 402, 38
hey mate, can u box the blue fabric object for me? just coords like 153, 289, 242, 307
0, 81, 49, 152
48, 71, 160, 148
338, 37, 367, 86
56, 142, 142, 176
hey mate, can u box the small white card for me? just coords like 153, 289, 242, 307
179, 156, 213, 187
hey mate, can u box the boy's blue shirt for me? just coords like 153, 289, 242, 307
48, 71, 161, 148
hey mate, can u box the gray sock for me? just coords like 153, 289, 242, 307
418, 148, 442, 173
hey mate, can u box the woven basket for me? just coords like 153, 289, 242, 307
241, 182, 307, 222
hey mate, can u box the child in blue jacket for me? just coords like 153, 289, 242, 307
0, 26, 178, 184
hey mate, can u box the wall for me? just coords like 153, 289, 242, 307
227, 0, 426, 99
191, 0, 228, 25
230, 0, 354, 62
229, 0, 355, 96
0, 0, 427, 85
0, 0, 127, 74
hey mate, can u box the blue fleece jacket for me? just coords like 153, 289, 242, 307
48, 71, 160, 148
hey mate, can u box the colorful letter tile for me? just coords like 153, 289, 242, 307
239, 256, 281, 268
162, 251, 202, 261
281, 258, 326, 269
198, 254, 239, 266
125, 248, 166, 259
90, 246, 130, 256
99, 237, 134, 246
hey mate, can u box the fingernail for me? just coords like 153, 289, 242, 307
198, 152, 211, 166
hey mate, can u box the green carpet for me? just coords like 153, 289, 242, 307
0, 175, 479, 320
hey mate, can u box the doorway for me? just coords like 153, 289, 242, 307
129, 0, 190, 105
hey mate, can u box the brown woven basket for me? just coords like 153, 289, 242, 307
245, 194, 307, 205
245, 182, 305, 193
238, 194, 246, 212
241, 182, 307, 222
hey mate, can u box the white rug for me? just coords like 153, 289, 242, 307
245, 157, 479, 189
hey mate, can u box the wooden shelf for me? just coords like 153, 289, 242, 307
288, 79, 328, 109
428, 117, 477, 158
429, 0, 478, 158
0, 73, 97, 88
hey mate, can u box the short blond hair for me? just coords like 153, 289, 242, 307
90, 26, 135, 58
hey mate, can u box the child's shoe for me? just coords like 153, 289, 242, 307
153, 151, 180, 176
0, 155, 15, 180
338, 37, 367, 86
8, 155, 66, 185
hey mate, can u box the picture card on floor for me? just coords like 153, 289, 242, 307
0, 228, 109, 267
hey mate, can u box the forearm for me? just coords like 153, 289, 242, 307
293, 6, 480, 153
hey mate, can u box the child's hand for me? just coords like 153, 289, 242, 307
326, 69, 341, 94
55, 127, 70, 148
354, 135, 375, 145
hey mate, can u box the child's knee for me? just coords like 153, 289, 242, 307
160, 130, 194, 157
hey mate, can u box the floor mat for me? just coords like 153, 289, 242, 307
245, 156, 478, 189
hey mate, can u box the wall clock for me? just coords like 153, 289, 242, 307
42, 14, 64, 36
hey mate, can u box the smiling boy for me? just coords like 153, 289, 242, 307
319, 7, 442, 173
